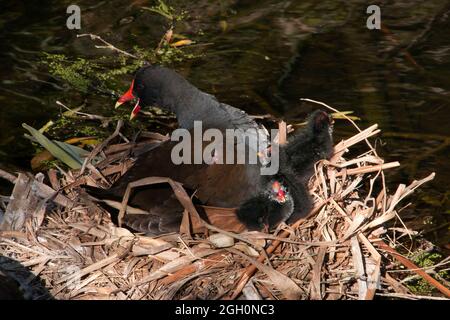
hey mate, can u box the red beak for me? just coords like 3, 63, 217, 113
277, 189, 286, 203
115, 80, 135, 109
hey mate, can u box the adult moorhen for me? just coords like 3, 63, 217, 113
87, 110, 333, 235
115, 65, 262, 132
89, 65, 334, 234
115, 64, 269, 159
90, 127, 264, 234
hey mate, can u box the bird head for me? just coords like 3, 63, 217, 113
236, 180, 295, 232
308, 110, 334, 136
271, 180, 288, 203
114, 65, 187, 120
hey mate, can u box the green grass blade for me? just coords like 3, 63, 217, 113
22, 123, 84, 169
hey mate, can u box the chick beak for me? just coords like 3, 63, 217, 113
130, 99, 141, 120
115, 80, 135, 109
277, 189, 286, 203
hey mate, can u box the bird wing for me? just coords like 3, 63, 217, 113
105, 130, 263, 206
186, 162, 261, 207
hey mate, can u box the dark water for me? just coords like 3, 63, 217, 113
0, 0, 449, 247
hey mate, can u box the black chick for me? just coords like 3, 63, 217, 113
281, 110, 334, 182
237, 110, 334, 231
236, 178, 312, 231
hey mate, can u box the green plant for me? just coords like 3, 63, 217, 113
142, 0, 188, 22
43, 54, 96, 92
405, 252, 449, 294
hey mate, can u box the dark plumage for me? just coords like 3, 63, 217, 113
281, 110, 334, 181
88, 110, 333, 235
90, 111, 331, 234
236, 178, 311, 231
236, 110, 333, 230
0, 270, 24, 300
116, 65, 267, 159
88, 131, 263, 235
90, 65, 335, 235
118, 65, 261, 133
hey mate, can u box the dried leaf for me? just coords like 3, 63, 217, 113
229, 248, 303, 300
202, 205, 245, 233
170, 39, 193, 47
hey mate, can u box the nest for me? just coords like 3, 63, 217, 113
0, 107, 447, 300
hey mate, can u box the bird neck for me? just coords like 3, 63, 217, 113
155, 80, 216, 129
173, 92, 222, 129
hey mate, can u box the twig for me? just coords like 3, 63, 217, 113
77, 34, 139, 59
79, 120, 123, 176
56, 101, 110, 121
303, 99, 390, 240
0, 169, 17, 184
376, 293, 449, 300
335, 162, 400, 176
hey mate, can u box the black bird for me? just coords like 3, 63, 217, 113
115, 65, 262, 133
281, 110, 334, 181
237, 110, 333, 230
89, 65, 334, 234
89, 129, 264, 234
115, 64, 268, 160
87, 110, 333, 235
236, 178, 311, 231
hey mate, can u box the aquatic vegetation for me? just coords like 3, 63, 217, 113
23, 123, 90, 169
142, 0, 188, 22
405, 251, 449, 295
41, 1, 198, 97
35, 2, 201, 169
42, 38, 198, 96
42, 53, 143, 93
42, 54, 95, 93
